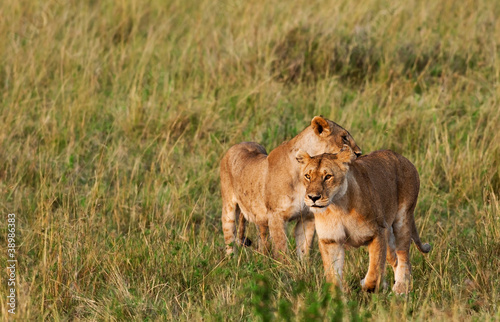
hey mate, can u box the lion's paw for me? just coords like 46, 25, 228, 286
360, 278, 375, 292
392, 281, 411, 295
360, 278, 387, 292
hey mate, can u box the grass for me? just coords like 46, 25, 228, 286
0, 0, 499, 320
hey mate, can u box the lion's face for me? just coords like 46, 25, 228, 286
296, 146, 356, 213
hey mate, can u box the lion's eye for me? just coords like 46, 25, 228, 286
342, 135, 348, 143
305, 174, 311, 180
324, 174, 332, 181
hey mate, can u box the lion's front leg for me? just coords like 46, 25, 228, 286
269, 217, 288, 261
294, 214, 316, 260
318, 239, 345, 291
361, 232, 387, 292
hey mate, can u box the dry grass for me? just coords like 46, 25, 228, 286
0, 0, 499, 320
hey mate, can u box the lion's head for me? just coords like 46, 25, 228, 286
308, 116, 362, 157
296, 145, 356, 213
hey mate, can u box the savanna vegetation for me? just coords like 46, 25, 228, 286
0, 0, 499, 320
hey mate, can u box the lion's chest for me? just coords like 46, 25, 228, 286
315, 207, 375, 247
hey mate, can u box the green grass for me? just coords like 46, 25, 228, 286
0, 0, 499, 320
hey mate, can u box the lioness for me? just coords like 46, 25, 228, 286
220, 116, 361, 260
296, 146, 430, 294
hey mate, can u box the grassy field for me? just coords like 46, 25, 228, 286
1, 0, 499, 320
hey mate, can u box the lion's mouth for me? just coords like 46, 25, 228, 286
311, 204, 327, 208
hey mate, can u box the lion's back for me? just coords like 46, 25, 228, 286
353, 150, 420, 210
220, 142, 267, 177
220, 142, 269, 207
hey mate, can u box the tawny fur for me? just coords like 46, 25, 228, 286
220, 116, 362, 260
297, 146, 430, 294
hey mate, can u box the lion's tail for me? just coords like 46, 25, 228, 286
411, 216, 431, 254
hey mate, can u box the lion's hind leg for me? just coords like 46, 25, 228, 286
222, 200, 239, 255
391, 206, 413, 294
257, 224, 270, 254
386, 226, 398, 271
237, 214, 252, 247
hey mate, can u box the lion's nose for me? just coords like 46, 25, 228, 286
308, 194, 321, 202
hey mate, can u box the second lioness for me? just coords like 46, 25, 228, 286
296, 146, 430, 294
220, 116, 361, 260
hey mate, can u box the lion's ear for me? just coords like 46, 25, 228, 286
296, 150, 311, 164
337, 145, 356, 164
311, 116, 331, 137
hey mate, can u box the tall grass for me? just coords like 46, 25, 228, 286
0, 0, 499, 320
